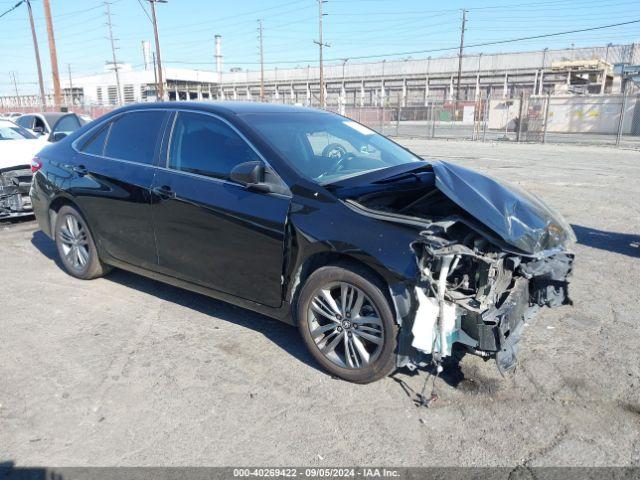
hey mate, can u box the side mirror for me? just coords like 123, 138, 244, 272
230, 160, 271, 192
50, 131, 68, 143
33, 126, 45, 135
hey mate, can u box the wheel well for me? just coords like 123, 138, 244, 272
288, 252, 391, 325
48, 197, 77, 234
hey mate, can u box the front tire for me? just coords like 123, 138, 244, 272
54, 205, 109, 280
297, 264, 398, 384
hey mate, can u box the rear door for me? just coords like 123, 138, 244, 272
73, 110, 169, 269
150, 110, 291, 307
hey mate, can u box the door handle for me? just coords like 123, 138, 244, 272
151, 185, 176, 199
72, 164, 88, 176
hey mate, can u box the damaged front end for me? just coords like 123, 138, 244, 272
0, 166, 33, 219
339, 160, 575, 374
412, 223, 573, 374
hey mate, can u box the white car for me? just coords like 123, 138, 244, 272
0, 119, 47, 218
0, 112, 23, 120
14, 112, 83, 142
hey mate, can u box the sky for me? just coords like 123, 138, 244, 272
1, 0, 639, 95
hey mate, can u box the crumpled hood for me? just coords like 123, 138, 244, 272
431, 160, 576, 255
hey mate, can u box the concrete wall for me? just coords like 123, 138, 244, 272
488, 94, 640, 134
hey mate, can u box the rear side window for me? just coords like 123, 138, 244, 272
16, 115, 33, 129
54, 114, 81, 133
168, 111, 260, 180
104, 111, 165, 164
81, 124, 111, 156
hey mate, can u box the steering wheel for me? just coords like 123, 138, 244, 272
320, 143, 356, 177
321, 143, 347, 160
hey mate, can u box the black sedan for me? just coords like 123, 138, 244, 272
30, 102, 575, 383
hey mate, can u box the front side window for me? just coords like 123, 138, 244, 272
243, 112, 422, 184
168, 111, 260, 180
104, 111, 165, 164
34, 116, 47, 132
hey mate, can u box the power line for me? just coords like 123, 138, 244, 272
163, 19, 640, 66
0, 0, 23, 19
136, 0, 152, 24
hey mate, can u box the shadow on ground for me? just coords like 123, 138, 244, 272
31, 230, 498, 397
30, 230, 321, 375
572, 224, 640, 257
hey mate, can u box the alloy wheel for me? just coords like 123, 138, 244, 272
58, 214, 90, 271
307, 281, 384, 369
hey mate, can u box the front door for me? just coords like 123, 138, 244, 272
150, 111, 290, 308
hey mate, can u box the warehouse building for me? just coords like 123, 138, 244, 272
1, 42, 637, 110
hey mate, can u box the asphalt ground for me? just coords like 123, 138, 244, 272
1, 139, 639, 467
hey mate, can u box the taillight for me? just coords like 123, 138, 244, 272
31, 157, 42, 173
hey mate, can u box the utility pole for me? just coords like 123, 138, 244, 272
26, 0, 46, 109
152, 52, 158, 99
149, 0, 167, 101
455, 9, 467, 120
42, 0, 62, 107
258, 19, 264, 102
314, 0, 329, 108
67, 64, 74, 106
10, 72, 20, 103
105, 2, 122, 105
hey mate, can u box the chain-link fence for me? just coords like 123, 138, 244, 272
2, 88, 639, 149
331, 88, 640, 149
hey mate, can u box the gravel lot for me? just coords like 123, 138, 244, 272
1, 139, 639, 467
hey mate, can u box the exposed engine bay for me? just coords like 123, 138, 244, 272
339, 161, 575, 374
0, 166, 33, 219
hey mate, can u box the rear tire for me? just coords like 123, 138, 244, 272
54, 205, 110, 280
297, 264, 397, 384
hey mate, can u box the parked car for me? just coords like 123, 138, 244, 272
1, 112, 23, 120
14, 112, 83, 142
0, 119, 47, 219
30, 102, 575, 383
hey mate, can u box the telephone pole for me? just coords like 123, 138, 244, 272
455, 9, 467, 119
149, 0, 167, 101
67, 64, 74, 106
105, 2, 122, 105
258, 19, 265, 102
314, 0, 329, 108
26, 0, 46, 109
42, 0, 62, 107
10, 72, 20, 99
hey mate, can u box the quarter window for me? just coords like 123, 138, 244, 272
104, 111, 165, 164
168, 111, 260, 180
81, 124, 111, 156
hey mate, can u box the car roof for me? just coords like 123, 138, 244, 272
114, 101, 330, 116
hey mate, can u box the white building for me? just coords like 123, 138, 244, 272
61, 63, 219, 105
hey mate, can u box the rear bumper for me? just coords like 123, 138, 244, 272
29, 173, 53, 237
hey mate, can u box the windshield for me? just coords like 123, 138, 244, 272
243, 112, 422, 184
0, 121, 36, 140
